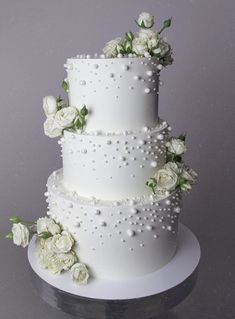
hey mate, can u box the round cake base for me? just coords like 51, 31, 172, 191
28, 224, 200, 319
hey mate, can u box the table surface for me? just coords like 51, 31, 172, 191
0, 0, 234, 318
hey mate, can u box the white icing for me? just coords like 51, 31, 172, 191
62, 121, 169, 200
46, 171, 182, 279
65, 57, 160, 133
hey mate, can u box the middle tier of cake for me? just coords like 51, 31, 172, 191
61, 120, 171, 201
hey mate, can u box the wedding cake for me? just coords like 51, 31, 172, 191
7, 12, 197, 285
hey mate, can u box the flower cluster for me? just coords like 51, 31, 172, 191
43, 81, 88, 138
103, 12, 173, 66
6, 216, 89, 285
146, 134, 198, 194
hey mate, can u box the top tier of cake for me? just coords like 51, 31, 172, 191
65, 56, 161, 133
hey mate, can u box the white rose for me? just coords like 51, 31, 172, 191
12, 223, 29, 248
158, 38, 170, 57
37, 217, 61, 235
103, 37, 122, 58
54, 106, 78, 129
44, 118, 62, 138
43, 96, 58, 118
57, 251, 77, 271
37, 239, 76, 273
166, 138, 187, 155
70, 263, 90, 285
51, 231, 74, 253
164, 162, 182, 175
154, 168, 178, 191
139, 28, 157, 40
137, 12, 154, 29
132, 37, 148, 56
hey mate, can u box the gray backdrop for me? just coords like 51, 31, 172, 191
0, 0, 234, 318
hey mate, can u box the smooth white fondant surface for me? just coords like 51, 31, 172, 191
28, 224, 201, 300
65, 57, 160, 133
62, 120, 169, 200
46, 170, 182, 280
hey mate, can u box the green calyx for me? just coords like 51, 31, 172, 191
9, 216, 22, 224
146, 178, 157, 194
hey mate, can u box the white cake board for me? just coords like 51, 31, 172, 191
28, 224, 200, 318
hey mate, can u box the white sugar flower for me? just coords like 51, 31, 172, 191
132, 37, 148, 56
154, 168, 178, 192
137, 12, 154, 29
37, 217, 61, 235
139, 28, 157, 40
37, 239, 77, 273
44, 118, 62, 138
51, 231, 74, 253
180, 182, 192, 192
54, 106, 78, 129
166, 138, 187, 155
164, 162, 182, 175
159, 39, 170, 57
12, 223, 29, 248
57, 251, 77, 271
42, 96, 58, 118
70, 263, 90, 285
103, 37, 122, 58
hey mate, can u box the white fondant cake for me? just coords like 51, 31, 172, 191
35, 12, 197, 284
46, 170, 181, 279
65, 57, 160, 133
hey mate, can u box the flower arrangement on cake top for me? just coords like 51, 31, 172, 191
103, 12, 173, 66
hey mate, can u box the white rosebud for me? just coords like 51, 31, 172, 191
182, 168, 198, 183
132, 37, 148, 56
37, 217, 61, 235
70, 263, 90, 285
137, 12, 154, 29
12, 223, 29, 248
56, 251, 77, 271
103, 37, 122, 58
154, 168, 178, 192
166, 138, 187, 155
54, 106, 78, 129
42, 96, 58, 118
51, 231, 74, 253
44, 118, 62, 138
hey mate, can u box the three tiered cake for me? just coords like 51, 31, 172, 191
8, 12, 197, 285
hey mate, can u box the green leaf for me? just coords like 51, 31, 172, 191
74, 117, 82, 129
62, 79, 69, 92
80, 105, 88, 117
125, 31, 134, 41
6, 232, 13, 240
38, 231, 52, 239
9, 216, 22, 224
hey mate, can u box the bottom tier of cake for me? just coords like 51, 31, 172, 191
46, 170, 182, 280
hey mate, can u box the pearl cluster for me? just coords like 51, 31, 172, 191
61, 121, 170, 200
46, 171, 182, 253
